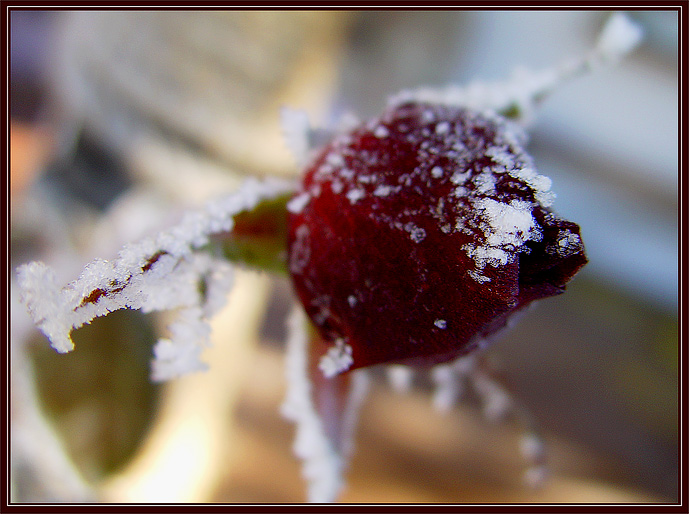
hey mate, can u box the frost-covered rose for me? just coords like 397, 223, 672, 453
16, 12, 642, 503
287, 101, 587, 375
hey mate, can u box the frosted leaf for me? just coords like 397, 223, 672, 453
338, 369, 370, 461
281, 307, 370, 502
17, 178, 294, 380
16, 262, 73, 353
429, 353, 548, 486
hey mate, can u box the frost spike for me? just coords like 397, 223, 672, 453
281, 307, 370, 503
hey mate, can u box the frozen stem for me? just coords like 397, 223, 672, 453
281, 307, 344, 503
17, 177, 294, 381
389, 12, 643, 124
281, 306, 370, 503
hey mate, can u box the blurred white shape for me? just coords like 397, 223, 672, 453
595, 12, 644, 61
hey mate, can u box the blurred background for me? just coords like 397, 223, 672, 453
9, 10, 678, 504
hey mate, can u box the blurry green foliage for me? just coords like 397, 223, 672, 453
28, 310, 161, 482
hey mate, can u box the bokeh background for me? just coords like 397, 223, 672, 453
9, 9, 679, 504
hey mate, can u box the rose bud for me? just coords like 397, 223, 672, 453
287, 101, 587, 376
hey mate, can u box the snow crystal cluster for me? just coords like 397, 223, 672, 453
318, 338, 354, 378
17, 178, 294, 381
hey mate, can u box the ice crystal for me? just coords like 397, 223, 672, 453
318, 339, 354, 378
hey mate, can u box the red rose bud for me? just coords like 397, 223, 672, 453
287, 101, 587, 374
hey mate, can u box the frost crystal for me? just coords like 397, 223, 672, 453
374, 125, 389, 138
17, 178, 294, 381
319, 339, 354, 378
287, 192, 311, 214
346, 188, 365, 204
463, 198, 541, 272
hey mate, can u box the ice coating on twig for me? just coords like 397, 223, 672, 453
388, 12, 643, 123
281, 307, 344, 503
281, 307, 370, 503
17, 178, 294, 381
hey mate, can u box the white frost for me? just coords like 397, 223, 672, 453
464, 198, 540, 274
467, 269, 491, 284
374, 125, 389, 138
287, 192, 311, 214
595, 12, 644, 63
346, 188, 365, 204
319, 339, 354, 378
409, 226, 426, 243
373, 184, 394, 197
281, 307, 345, 503
280, 107, 312, 166
435, 121, 451, 135
289, 224, 311, 275
386, 365, 414, 393
17, 178, 294, 381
